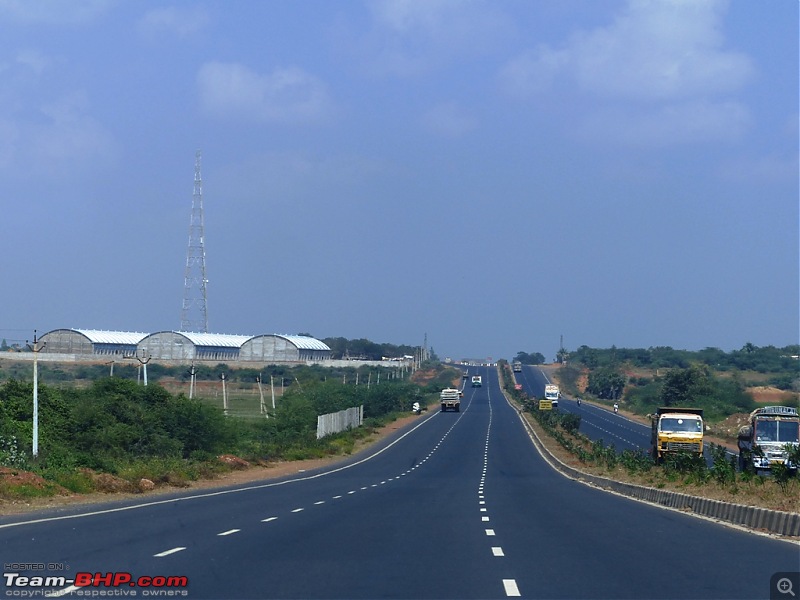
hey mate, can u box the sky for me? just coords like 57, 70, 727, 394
0, 0, 797, 363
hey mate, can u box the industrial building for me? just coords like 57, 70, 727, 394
37, 328, 332, 363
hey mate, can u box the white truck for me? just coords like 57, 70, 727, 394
512, 361, 522, 373
544, 384, 560, 408
737, 406, 799, 473
471, 375, 482, 388
440, 388, 461, 412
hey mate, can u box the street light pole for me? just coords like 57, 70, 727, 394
26, 330, 45, 458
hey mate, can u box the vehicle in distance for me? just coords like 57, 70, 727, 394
471, 375, 482, 387
544, 384, 559, 408
512, 361, 522, 372
440, 388, 461, 412
650, 407, 704, 463
737, 406, 799, 473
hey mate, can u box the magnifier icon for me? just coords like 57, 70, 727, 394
778, 578, 796, 597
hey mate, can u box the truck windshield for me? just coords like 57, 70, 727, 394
755, 420, 800, 443
660, 417, 702, 433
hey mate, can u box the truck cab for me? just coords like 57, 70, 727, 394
544, 384, 559, 408
737, 406, 799, 473
650, 407, 704, 463
471, 376, 482, 388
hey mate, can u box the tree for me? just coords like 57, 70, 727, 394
660, 364, 713, 407
586, 367, 626, 400
514, 352, 545, 365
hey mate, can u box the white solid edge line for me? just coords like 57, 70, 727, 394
0, 409, 441, 530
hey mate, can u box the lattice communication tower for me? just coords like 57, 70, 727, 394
180, 150, 209, 333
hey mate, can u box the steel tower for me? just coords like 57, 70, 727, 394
180, 150, 209, 333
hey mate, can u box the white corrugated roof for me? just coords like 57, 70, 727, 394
276, 334, 331, 351
175, 332, 252, 347
75, 329, 148, 345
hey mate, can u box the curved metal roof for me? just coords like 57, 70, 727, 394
275, 334, 331, 351
74, 329, 148, 345
173, 331, 252, 347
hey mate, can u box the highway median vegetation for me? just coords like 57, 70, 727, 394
0, 363, 459, 501
499, 361, 800, 514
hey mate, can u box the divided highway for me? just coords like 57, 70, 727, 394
515, 365, 653, 453
1, 367, 796, 599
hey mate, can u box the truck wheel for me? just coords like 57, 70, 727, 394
456, 405, 460, 412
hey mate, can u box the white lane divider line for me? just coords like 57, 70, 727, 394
332, 495, 343, 499
154, 547, 186, 557
485, 529, 496, 536
482, 516, 490, 522
261, 517, 278, 522
503, 579, 521, 597
314, 501, 325, 505
492, 547, 505, 557
291, 508, 304, 513
218, 529, 240, 536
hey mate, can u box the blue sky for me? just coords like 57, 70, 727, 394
0, 0, 797, 362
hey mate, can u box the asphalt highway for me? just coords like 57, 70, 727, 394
1, 366, 796, 599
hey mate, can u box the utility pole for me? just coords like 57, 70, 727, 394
220, 372, 228, 414
26, 331, 45, 458
256, 375, 267, 417
127, 351, 151, 385
188, 363, 197, 399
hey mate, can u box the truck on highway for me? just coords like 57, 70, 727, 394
440, 388, 461, 412
737, 406, 799, 473
649, 407, 704, 463
512, 361, 522, 373
471, 375, 482, 388
544, 384, 560, 408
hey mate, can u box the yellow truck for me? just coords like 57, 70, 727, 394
649, 407, 704, 463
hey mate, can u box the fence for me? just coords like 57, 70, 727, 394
317, 405, 363, 439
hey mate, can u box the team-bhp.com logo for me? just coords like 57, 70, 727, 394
4, 572, 189, 597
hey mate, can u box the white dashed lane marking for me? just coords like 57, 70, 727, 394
154, 547, 186, 557
503, 579, 521, 597
217, 529, 240, 536
492, 547, 504, 557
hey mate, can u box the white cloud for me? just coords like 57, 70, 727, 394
500, 0, 756, 146
15, 49, 49, 75
356, 0, 511, 76
0, 90, 116, 176
197, 62, 332, 124
138, 6, 209, 39
422, 102, 477, 137
577, 100, 751, 146
502, 0, 753, 102
0, 0, 112, 24
28, 92, 116, 167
